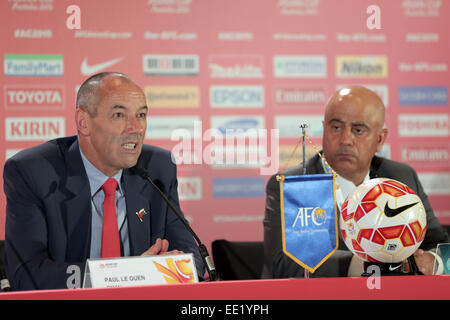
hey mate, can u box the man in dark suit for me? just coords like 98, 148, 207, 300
263, 86, 448, 278
3, 72, 204, 290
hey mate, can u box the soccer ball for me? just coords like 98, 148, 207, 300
339, 178, 427, 263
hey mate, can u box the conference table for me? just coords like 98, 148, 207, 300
1, 275, 448, 300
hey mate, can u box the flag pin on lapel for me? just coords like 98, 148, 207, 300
136, 208, 148, 222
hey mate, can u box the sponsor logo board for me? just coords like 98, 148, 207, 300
208, 55, 264, 78
178, 177, 202, 200
274, 55, 326, 78
145, 86, 199, 108
143, 55, 198, 76
274, 85, 327, 107
4, 54, 63, 76
4, 85, 64, 110
399, 86, 447, 106
213, 177, 265, 198
399, 114, 449, 137
5, 117, 65, 141
275, 115, 323, 138
336, 55, 388, 78
146, 116, 200, 139
210, 85, 264, 108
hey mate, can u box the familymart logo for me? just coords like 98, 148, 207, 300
4, 54, 64, 76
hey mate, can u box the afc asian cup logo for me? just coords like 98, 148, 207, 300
292, 207, 327, 229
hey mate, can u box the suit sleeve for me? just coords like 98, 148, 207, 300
409, 168, 449, 250
374, 158, 448, 250
3, 158, 84, 290
262, 174, 306, 278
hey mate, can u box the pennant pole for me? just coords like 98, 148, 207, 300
299, 123, 310, 279
300, 123, 307, 175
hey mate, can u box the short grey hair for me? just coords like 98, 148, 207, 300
76, 71, 129, 117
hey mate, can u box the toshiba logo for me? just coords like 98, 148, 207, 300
4, 85, 64, 110
5, 117, 65, 141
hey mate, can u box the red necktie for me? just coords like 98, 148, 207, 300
101, 178, 121, 258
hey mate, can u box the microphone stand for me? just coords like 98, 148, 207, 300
134, 167, 218, 281
300, 123, 310, 279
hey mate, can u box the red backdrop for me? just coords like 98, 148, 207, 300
1, 0, 449, 252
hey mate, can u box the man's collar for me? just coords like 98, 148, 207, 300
320, 157, 370, 187
78, 146, 123, 196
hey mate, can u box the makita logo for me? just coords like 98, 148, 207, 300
5, 85, 64, 109
208, 55, 264, 78
5, 117, 65, 141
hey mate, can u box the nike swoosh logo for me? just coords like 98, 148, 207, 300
389, 264, 402, 271
384, 201, 418, 218
80, 57, 124, 76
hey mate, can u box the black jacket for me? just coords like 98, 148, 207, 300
262, 154, 448, 278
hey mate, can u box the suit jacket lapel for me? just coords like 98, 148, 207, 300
122, 169, 151, 256
61, 138, 92, 261
307, 153, 326, 174
369, 155, 382, 179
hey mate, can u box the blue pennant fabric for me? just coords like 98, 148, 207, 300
280, 173, 338, 273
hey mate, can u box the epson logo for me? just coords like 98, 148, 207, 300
210, 86, 264, 108
5, 117, 65, 141
5, 85, 64, 109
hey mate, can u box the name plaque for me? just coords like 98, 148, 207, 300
83, 253, 198, 288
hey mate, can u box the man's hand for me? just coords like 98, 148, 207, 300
412, 249, 435, 275
403, 249, 436, 275
140, 238, 184, 256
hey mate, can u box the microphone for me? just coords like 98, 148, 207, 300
132, 167, 218, 281
0, 241, 12, 291
0, 269, 11, 292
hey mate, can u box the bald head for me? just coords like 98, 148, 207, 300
76, 72, 139, 117
325, 86, 385, 128
322, 86, 388, 185
75, 72, 148, 176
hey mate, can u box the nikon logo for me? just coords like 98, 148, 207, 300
336, 55, 387, 78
